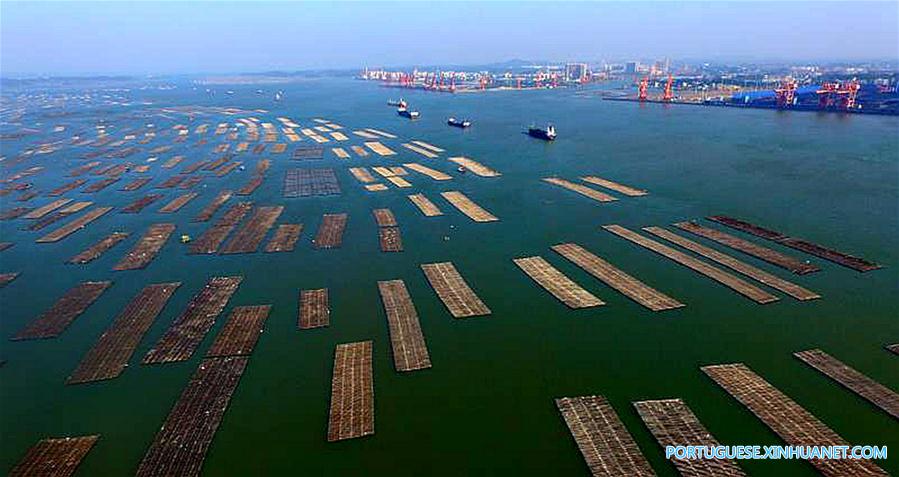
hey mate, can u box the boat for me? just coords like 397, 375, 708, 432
527, 124, 556, 141
388, 98, 407, 108
447, 117, 471, 128
274, 91, 283, 101
397, 106, 420, 119
180, 234, 191, 243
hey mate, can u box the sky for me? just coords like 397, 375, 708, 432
1, 1, 897, 76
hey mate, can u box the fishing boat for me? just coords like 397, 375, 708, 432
397, 106, 420, 119
388, 98, 407, 108
447, 117, 471, 128
527, 124, 556, 141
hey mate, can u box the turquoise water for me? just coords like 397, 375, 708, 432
1, 78, 897, 475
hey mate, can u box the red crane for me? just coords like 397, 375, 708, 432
662, 74, 674, 102
637, 77, 649, 101
775, 78, 797, 108
817, 82, 839, 109
838, 79, 860, 110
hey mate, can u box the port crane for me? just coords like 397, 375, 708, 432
662, 74, 674, 102
816, 79, 860, 111
775, 78, 798, 108
637, 77, 649, 101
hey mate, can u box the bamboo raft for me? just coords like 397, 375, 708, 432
182, 160, 208, 174
9, 435, 99, 477
12, 281, 111, 340
794, 349, 899, 420
70, 161, 101, 176
351, 145, 369, 156
447, 157, 500, 177
580, 175, 648, 196
159, 192, 199, 213
135, 356, 249, 477
27, 203, 92, 231
206, 305, 271, 358
349, 167, 377, 183
410, 140, 444, 153
372, 208, 397, 227
179, 176, 203, 189
122, 194, 162, 213
36, 207, 113, 243
552, 243, 684, 312
142, 276, 243, 364
215, 161, 242, 177
365, 128, 397, 138
644, 226, 820, 301
408, 194, 443, 217
707, 215, 881, 272
702, 363, 888, 477
887, 344, 899, 355
513, 256, 604, 309
237, 175, 264, 195
113, 223, 175, 271
83, 177, 119, 193
603, 225, 779, 304
299, 288, 329, 329
385, 176, 412, 188
402, 143, 438, 158
332, 147, 350, 159
157, 175, 187, 188
327, 341, 375, 442
22, 198, 72, 219
441, 191, 498, 222
68, 282, 181, 384
189, 202, 253, 254
365, 184, 388, 192
1, 207, 31, 220
364, 141, 396, 156
421, 262, 491, 318
0, 242, 13, 252
162, 155, 185, 168
272, 143, 287, 153
69, 232, 130, 264
403, 163, 452, 181
265, 224, 303, 252
673, 221, 819, 275
120, 177, 151, 191
633, 398, 746, 477
293, 145, 325, 160
204, 156, 231, 171
0, 273, 19, 288
555, 395, 655, 477
378, 280, 431, 372
47, 179, 86, 196
282, 168, 342, 197
353, 130, 380, 139
313, 213, 348, 249
543, 177, 616, 203
379, 227, 403, 252
193, 190, 233, 222
220, 206, 284, 254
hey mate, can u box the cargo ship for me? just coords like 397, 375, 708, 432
388, 98, 407, 108
447, 117, 471, 128
527, 124, 556, 141
397, 106, 420, 119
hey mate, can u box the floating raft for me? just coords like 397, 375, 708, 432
402, 143, 438, 158
644, 226, 820, 301
113, 223, 175, 271
702, 363, 888, 477
408, 194, 443, 217
159, 192, 199, 213
794, 349, 899, 420
220, 205, 283, 254
298, 288, 329, 329
365, 128, 397, 138
193, 190, 232, 222
379, 227, 403, 252
135, 356, 248, 477
552, 243, 684, 312
265, 224, 303, 252
351, 145, 369, 157
26, 203, 91, 231
69, 232, 130, 264
364, 141, 396, 156
410, 140, 444, 153
447, 157, 500, 177
327, 341, 375, 442
349, 167, 377, 184
365, 184, 388, 192
142, 276, 242, 364
403, 163, 452, 181
22, 198, 72, 219
36, 207, 113, 243
441, 191, 498, 222
157, 175, 187, 188
293, 145, 325, 160
543, 177, 616, 203
634, 398, 745, 477
673, 221, 819, 275
330, 132, 349, 141
421, 262, 491, 318
314, 213, 348, 249
332, 147, 350, 159
12, 281, 111, 340
581, 176, 648, 197
283, 168, 342, 197
9, 435, 99, 477
122, 194, 163, 214
206, 305, 271, 357
555, 395, 655, 477
120, 177, 151, 191
83, 177, 119, 193
162, 155, 185, 168
237, 175, 264, 196
378, 280, 431, 372
47, 179, 86, 196
1, 207, 31, 220
372, 208, 397, 227
887, 344, 899, 356
603, 225, 779, 304
0, 272, 19, 288
216, 161, 242, 177
190, 202, 253, 254
385, 176, 412, 188
353, 130, 379, 139
707, 215, 881, 272
513, 256, 604, 309
68, 282, 181, 384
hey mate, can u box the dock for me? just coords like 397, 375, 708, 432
644, 226, 820, 301
673, 221, 819, 275
67, 282, 181, 384
327, 341, 375, 442
193, 190, 233, 222
159, 192, 199, 213
113, 223, 175, 271
190, 202, 253, 254
421, 262, 491, 318
206, 305, 271, 357
9, 435, 99, 477
122, 194, 163, 214
794, 349, 899, 420
447, 157, 500, 177
551, 243, 684, 312
555, 395, 655, 477
36, 207, 113, 243
69, 232, 130, 264
580, 176, 648, 196
378, 280, 432, 372
364, 141, 396, 156
299, 288, 329, 329
372, 208, 397, 227
220, 205, 283, 254
283, 168, 342, 197
543, 177, 616, 203
142, 276, 242, 364
379, 227, 403, 252
265, 224, 303, 252
512, 256, 604, 309
633, 398, 745, 476
603, 225, 779, 304
12, 281, 111, 340
313, 213, 348, 249
135, 356, 249, 477
441, 191, 498, 222
408, 194, 443, 217
403, 163, 452, 181
702, 363, 888, 477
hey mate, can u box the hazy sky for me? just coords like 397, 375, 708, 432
2, 1, 897, 75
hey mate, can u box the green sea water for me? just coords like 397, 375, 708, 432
1, 78, 897, 476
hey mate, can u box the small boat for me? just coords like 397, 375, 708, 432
527, 124, 556, 141
447, 117, 471, 128
457, 166, 466, 174
180, 234, 191, 243
388, 98, 407, 108
274, 91, 283, 101
226, 90, 235, 95
397, 106, 420, 119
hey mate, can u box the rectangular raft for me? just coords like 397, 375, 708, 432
555, 395, 655, 477
403, 163, 452, 181
265, 224, 303, 252
408, 194, 443, 217
372, 208, 397, 227
349, 167, 377, 184
581, 176, 648, 196
206, 305, 271, 357
447, 157, 500, 177
47, 179, 86, 196
364, 141, 396, 156
379, 227, 403, 252
159, 192, 199, 213
378, 280, 431, 372
402, 143, 438, 158
441, 191, 498, 222
410, 140, 444, 153
327, 341, 375, 442
69, 232, 130, 264
122, 194, 163, 214
313, 213, 348, 249
420, 262, 491, 318
220, 206, 283, 254
193, 190, 232, 222
9, 435, 99, 477
22, 198, 72, 219
513, 256, 604, 309
298, 288, 329, 329
120, 177, 151, 191
603, 225, 779, 304
142, 276, 243, 364
67, 282, 181, 384
543, 177, 616, 203
283, 168, 342, 197
36, 207, 113, 243
702, 363, 888, 477
113, 223, 175, 271
551, 243, 684, 312
12, 281, 112, 340
0, 273, 19, 288
189, 202, 253, 254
